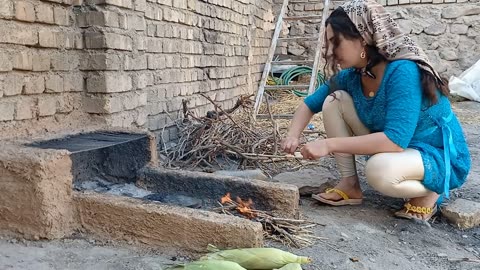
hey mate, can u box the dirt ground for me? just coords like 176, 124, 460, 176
1, 101, 479, 270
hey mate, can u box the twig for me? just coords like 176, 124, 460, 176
317, 239, 348, 254
199, 93, 248, 136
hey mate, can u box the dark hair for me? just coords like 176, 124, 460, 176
324, 7, 449, 104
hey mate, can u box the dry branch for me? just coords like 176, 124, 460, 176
161, 94, 313, 175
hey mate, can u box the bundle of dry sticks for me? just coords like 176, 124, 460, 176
212, 193, 327, 248
161, 93, 320, 176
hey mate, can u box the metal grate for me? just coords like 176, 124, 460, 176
28, 131, 148, 153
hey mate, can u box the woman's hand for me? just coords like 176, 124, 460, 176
281, 136, 300, 154
300, 139, 331, 160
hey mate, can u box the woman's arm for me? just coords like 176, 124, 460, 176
282, 103, 314, 154
301, 132, 403, 160
286, 102, 314, 138
327, 132, 403, 155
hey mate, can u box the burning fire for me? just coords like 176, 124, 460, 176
220, 193, 257, 219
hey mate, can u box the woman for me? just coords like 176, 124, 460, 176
281, 0, 470, 221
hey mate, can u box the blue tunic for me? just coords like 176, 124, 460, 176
304, 60, 471, 196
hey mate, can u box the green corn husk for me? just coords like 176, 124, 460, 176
200, 245, 311, 270
275, 263, 303, 270
164, 259, 247, 270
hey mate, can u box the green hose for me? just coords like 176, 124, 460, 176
271, 66, 326, 97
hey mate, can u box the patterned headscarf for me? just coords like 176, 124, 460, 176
340, 0, 444, 84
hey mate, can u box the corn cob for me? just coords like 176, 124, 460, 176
200, 245, 311, 270
275, 263, 302, 270
164, 259, 247, 270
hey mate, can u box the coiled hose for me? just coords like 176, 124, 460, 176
269, 66, 326, 97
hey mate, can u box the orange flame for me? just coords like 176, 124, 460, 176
221, 192, 233, 204
220, 193, 256, 219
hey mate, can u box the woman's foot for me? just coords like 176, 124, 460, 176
395, 192, 440, 221
317, 175, 363, 201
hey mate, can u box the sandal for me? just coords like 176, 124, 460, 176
312, 188, 363, 206
394, 202, 438, 222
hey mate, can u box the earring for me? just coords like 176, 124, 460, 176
360, 51, 366, 59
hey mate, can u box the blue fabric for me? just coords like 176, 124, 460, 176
304, 60, 471, 196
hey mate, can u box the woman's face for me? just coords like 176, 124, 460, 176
325, 24, 366, 69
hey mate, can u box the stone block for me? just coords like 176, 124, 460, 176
134, 0, 146, 11
439, 49, 458, 61
135, 36, 146, 51
54, 6, 70, 26
3, 74, 23, 96
127, 14, 146, 31
63, 73, 85, 92
118, 13, 127, 29
424, 24, 447, 36
80, 53, 121, 71
77, 11, 105, 27
56, 94, 80, 113
51, 54, 79, 71
450, 24, 469, 35
172, 0, 187, 9
39, 31, 70, 48
38, 95, 57, 116
87, 73, 132, 93
135, 109, 147, 126
125, 54, 147, 71
32, 53, 50, 72
441, 199, 480, 229
15, 98, 34, 120
85, 32, 106, 48
36, 3, 55, 24
0, 0, 14, 18
105, 33, 133, 51
442, 6, 480, 19
45, 75, 64, 93
145, 7, 163, 21
147, 55, 165, 70
23, 76, 45, 95
0, 52, 13, 72
162, 7, 180, 23
73, 33, 84, 49
123, 92, 144, 110
146, 38, 163, 53
146, 24, 155, 36
0, 102, 15, 121
186, 0, 195, 9
13, 51, 32, 71
15, 1, 35, 22
83, 94, 123, 114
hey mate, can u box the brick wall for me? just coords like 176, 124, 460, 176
0, 0, 85, 133
0, 0, 274, 143
276, 0, 480, 78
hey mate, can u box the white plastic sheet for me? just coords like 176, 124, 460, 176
449, 59, 480, 102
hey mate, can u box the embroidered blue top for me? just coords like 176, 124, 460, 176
304, 60, 471, 197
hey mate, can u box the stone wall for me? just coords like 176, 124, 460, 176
0, 0, 274, 143
277, 0, 480, 78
